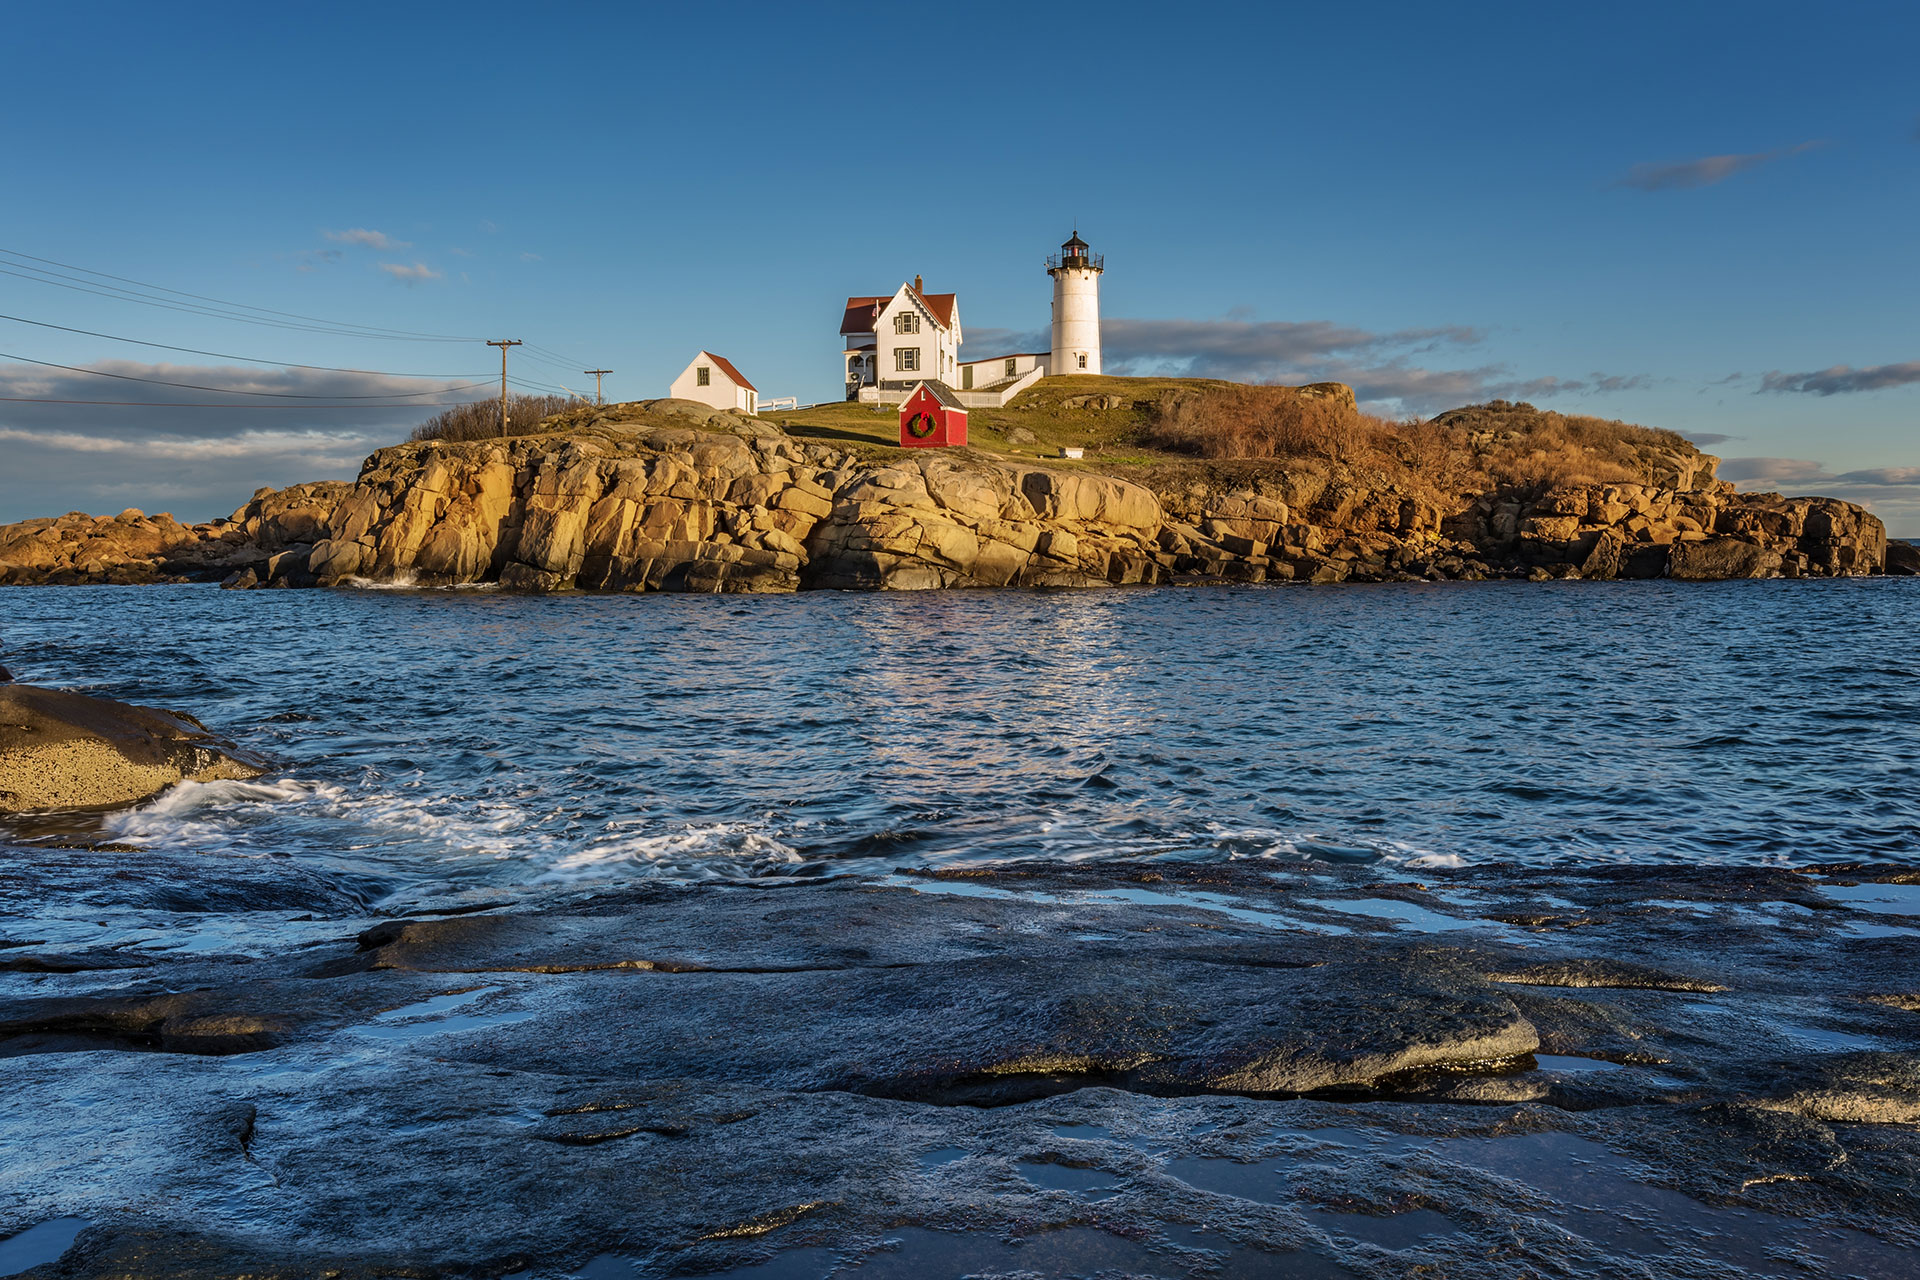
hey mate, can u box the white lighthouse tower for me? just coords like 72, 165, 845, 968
1047, 230, 1103, 376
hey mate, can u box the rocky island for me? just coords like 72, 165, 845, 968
0, 382, 1901, 592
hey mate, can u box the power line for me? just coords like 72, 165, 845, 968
0, 351, 492, 399
0, 264, 478, 343
585, 369, 611, 404
0, 396, 477, 409
0, 247, 481, 342
0, 312, 486, 378
525, 341, 591, 368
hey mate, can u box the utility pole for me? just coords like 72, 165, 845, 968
486, 339, 522, 436
584, 369, 612, 406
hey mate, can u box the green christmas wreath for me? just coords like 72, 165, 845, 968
906, 412, 937, 439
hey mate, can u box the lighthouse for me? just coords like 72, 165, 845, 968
1047, 230, 1103, 376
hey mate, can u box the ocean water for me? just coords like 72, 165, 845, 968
2, 580, 1916, 939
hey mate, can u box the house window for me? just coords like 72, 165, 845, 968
696, 366, 711, 386
896, 348, 919, 372
1005, 358, 1017, 376
1076, 353, 1087, 370
895, 312, 920, 335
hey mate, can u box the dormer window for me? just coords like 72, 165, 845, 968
895, 312, 920, 335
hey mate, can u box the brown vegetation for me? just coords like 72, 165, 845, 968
1144, 384, 1371, 462
1141, 388, 1699, 501
410, 395, 583, 443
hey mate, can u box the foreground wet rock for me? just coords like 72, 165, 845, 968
0, 685, 263, 814
1, 861, 1915, 1277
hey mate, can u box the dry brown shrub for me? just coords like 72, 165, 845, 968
1145, 386, 1378, 461
1431, 401, 1691, 494
409, 394, 582, 443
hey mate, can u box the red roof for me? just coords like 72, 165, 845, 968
906, 380, 966, 410
909, 285, 958, 331
699, 351, 755, 392
840, 296, 888, 335
840, 286, 958, 334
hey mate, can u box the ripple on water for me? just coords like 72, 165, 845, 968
2, 582, 1916, 937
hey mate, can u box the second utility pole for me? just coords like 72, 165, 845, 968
487, 339, 522, 436
585, 369, 612, 406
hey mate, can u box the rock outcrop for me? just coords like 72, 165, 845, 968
0, 685, 264, 813
293, 426, 1170, 593
0, 419, 1892, 592
0, 484, 350, 587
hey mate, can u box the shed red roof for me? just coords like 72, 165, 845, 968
907, 380, 966, 409
699, 352, 755, 392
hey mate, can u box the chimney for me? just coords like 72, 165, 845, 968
913, 274, 923, 293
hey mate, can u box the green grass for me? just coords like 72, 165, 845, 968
770, 375, 1234, 466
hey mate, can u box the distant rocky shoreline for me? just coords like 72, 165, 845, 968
0, 399, 1905, 592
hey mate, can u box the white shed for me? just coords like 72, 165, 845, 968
669, 351, 758, 414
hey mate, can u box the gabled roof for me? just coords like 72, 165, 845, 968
696, 351, 755, 392
839, 296, 888, 335
906, 380, 966, 409
840, 285, 958, 334
904, 283, 958, 331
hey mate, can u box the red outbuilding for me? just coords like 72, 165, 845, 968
898, 381, 968, 448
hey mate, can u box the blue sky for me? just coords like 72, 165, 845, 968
3, 0, 1917, 531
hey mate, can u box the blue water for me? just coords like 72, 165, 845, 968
2, 580, 1916, 939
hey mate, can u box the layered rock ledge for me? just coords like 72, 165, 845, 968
2, 860, 1915, 1276
0, 413, 1896, 592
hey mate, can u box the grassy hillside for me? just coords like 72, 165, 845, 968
770, 376, 1703, 503
774, 376, 1232, 459
407, 376, 1708, 509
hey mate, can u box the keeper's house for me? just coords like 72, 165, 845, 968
841, 276, 961, 401
669, 351, 758, 414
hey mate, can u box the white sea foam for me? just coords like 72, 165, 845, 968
341, 571, 420, 590
533, 823, 804, 883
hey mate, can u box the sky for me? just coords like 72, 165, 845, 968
2, 0, 1916, 532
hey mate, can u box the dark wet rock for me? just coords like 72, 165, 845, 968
1483, 957, 1726, 992
3, 865, 1918, 1277
0, 685, 264, 814
1669, 536, 1784, 580
1761, 1052, 1920, 1125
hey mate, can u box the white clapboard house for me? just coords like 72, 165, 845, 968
669, 351, 758, 414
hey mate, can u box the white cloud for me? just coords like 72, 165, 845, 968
1717, 455, 1920, 537
0, 426, 374, 463
1617, 141, 1823, 192
0, 359, 486, 523
1760, 360, 1920, 396
324, 228, 410, 250
378, 261, 443, 284
991, 315, 1653, 415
